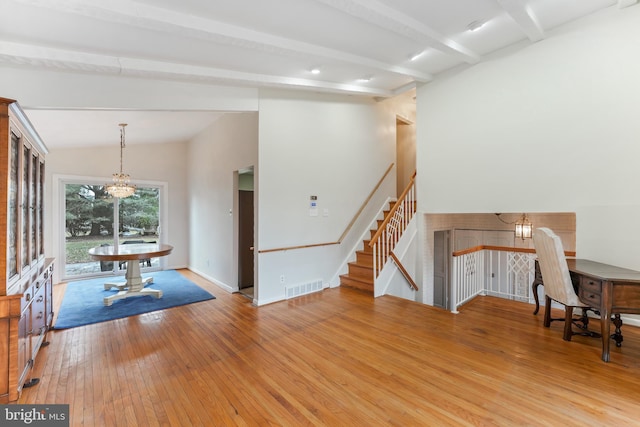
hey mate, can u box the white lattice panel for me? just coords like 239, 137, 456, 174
507, 252, 535, 299
464, 253, 477, 277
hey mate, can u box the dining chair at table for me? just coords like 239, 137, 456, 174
99, 243, 113, 272
532, 227, 598, 341
119, 239, 153, 269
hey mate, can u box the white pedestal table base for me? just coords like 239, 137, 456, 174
103, 260, 162, 306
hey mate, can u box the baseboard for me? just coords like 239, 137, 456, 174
621, 315, 640, 328
186, 266, 234, 293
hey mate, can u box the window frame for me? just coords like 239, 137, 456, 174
53, 174, 169, 282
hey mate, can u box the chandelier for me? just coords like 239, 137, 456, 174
105, 123, 136, 198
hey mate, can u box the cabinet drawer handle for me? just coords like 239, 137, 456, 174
589, 294, 596, 299
25, 293, 31, 302
36, 311, 43, 320
36, 295, 43, 303
35, 280, 41, 289
44, 271, 48, 279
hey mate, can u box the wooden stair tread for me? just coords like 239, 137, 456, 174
347, 262, 373, 279
339, 274, 373, 294
355, 251, 373, 267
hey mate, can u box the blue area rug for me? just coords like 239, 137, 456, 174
54, 270, 215, 329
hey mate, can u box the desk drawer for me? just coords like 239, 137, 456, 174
580, 288, 601, 307
580, 277, 602, 306
581, 277, 602, 294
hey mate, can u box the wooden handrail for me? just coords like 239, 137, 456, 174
389, 252, 419, 290
259, 241, 339, 254
258, 163, 395, 254
452, 245, 576, 258
368, 170, 416, 247
337, 162, 395, 243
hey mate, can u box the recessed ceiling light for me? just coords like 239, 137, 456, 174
310, 68, 321, 74
357, 77, 371, 83
410, 51, 424, 61
467, 20, 485, 32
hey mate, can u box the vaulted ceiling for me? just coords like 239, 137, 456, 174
0, 0, 636, 147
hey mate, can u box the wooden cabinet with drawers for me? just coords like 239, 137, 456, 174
0, 97, 53, 403
8, 259, 54, 400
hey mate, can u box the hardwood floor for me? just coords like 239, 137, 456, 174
20, 269, 640, 426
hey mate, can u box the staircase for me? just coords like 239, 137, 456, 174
339, 203, 394, 294
340, 171, 417, 295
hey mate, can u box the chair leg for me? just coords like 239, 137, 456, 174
563, 305, 574, 341
543, 295, 552, 327
612, 314, 624, 347
579, 308, 589, 329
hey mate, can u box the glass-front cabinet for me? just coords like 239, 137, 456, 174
8, 131, 20, 280
0, 97, 53, 404
6, 120, 45, 290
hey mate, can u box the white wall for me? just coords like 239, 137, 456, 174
256, 89, 396, 304
187, 112, 259, 291
416, 6, 640, 294
45, 142, 190, 283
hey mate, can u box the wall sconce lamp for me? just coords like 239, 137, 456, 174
515, 214, 532, 240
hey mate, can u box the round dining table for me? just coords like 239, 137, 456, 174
88, 243, 173, 306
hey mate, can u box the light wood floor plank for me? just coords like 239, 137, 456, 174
19, 269, 640, 426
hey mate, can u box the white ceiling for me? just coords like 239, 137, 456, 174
22, 110, 226, 148
1, 0, 635, 148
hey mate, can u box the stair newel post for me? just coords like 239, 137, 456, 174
451, 255, 459, 313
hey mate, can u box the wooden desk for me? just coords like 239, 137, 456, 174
89, 243, 173, 306
532, 259, 640, 362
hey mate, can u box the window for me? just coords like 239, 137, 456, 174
61, 179, 165, 280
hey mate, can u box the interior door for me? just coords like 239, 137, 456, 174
396, 115, 416, 197
238, 189, 254, 289
433, 230, 450, 309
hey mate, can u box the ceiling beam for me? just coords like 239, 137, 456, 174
9, 0, 432, 83
618, 0, 638, 8
0, 41, 394, 97
312, 0, 480, 64
496, 0, 545, 42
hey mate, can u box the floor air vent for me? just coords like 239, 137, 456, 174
286, 280, 323, 299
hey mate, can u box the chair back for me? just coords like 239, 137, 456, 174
532, 227, 582, 306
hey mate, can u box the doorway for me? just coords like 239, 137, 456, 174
237, 167, 254, 299
433, 230, 450, 309
396, 115, 416, 197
